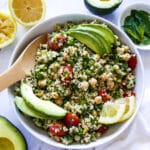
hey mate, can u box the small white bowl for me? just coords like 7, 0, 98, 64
8, 14, 144, 149
118, 2, 150, 50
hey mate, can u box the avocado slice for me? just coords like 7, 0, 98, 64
15, 96, 60, 120
72, 26, 111, 54
68, 30, 103, 55
20, 83, 67, 118
81, 24, 116, 45
84, 0, 122, 15
0, 116, 27, 150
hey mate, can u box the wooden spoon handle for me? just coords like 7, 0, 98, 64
0, 65, 24, 92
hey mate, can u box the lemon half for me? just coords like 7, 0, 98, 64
8, 0, 46, 27
0, 12, 17, 48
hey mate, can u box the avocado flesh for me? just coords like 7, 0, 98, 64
86, 0, 122, 9
15, 96, 60, 120
21, 83, 67, 118
0, 116, 27, 150
81, 24, 116, 45
72, 26, 111, 54
84, 0, 122, 15
68, 30, 103, 55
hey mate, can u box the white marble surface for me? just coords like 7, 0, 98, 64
0, 0, 150, 150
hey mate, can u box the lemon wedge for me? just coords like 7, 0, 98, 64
99, 99, 126, 124
0, 12, 17, 48
119, 96, 136, 122
8, 0, 46, 27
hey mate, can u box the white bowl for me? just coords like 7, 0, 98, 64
118, 2, 150, 50
8, 14, 144, 149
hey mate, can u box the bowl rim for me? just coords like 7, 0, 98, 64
117, 2, 150, 50
7, 13, 145, 149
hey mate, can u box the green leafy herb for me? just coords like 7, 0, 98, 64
123, 10, 150, 45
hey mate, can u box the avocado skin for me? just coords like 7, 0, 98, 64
15, 96, 60, 120
84, 0, 122, 15
0, 116, 27, 150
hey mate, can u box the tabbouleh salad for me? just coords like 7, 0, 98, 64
15, 20, 137, 145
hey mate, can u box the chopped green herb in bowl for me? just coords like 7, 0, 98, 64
123, 10, 150, 45
118, 3, 150, 50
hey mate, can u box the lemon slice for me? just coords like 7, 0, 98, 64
0, 12, 17, 48
119, 96, 136, 122
99, 99, 126, 124
8, 0, 46, 26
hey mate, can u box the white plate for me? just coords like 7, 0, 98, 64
118, 2, 150, 50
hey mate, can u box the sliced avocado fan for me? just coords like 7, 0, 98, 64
68, 30, 104, 55
20, 82, 67, 118
67, 23, 116, 56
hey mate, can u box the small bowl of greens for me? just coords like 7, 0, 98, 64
118, 3, 150, 50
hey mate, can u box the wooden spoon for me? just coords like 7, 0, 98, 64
0, 35, 47, 92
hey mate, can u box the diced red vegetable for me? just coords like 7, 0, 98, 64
49, 123, 67, 137
98, 89, 111, 102
128, 55, 137, 70
97, 125, 108, 134
65, 113, 80, 127
47, 35, 67, 51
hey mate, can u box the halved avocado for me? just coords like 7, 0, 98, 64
0, 116, 27, 150
15, 96, 60, 120
68, 30, 104, 55
20, 83, 67, 118
84, 0, 122, 15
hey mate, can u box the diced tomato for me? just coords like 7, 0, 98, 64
47, 35, 67, 51
124, 92, 136, 97
62, 65, 74, 78
97, 125, 108, 134
61, 65, 74, 86
128, 55, 137, 70
58, 35, 67, 43
65, 113, 80, 127
49, 41, 59, 50
49, 123, 67, 137
98, 89, 111, 102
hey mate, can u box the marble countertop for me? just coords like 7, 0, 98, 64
0, 0, 150, 150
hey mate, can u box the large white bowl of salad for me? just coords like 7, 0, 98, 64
8, 14, 144, 149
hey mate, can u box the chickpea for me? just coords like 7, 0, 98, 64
89, 78, 97, 87
95, 96, 102, 104
36, 90, 44, 97
82, 51, 89, 58
38, 79, 47, 88
63, 53, 70, 61
119, 53, 131, 61
51, 92, 59, 99
80, 81, 89, 91
93, 54, 100, 61
55, 98, 63, 106
92, 110, 97, 116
